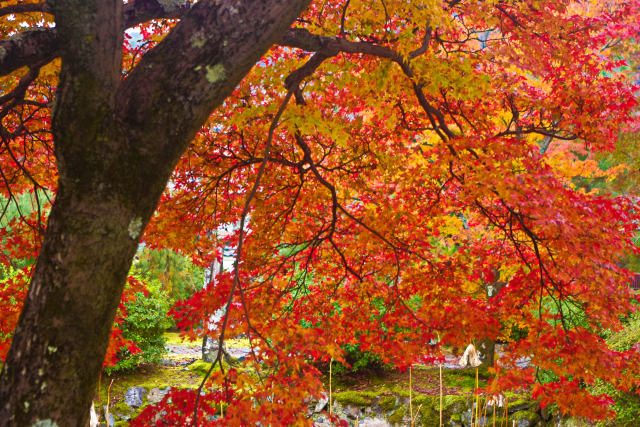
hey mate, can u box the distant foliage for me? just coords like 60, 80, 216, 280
131, 247, 203, 303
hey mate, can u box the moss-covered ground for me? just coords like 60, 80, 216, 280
96, 333, 249, 424
97, 334, 533, 425
328, 365, 490, 397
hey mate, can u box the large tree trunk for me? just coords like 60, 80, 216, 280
0, 182, 153, 424
0, 0, 310, 423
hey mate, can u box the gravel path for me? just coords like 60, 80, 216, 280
164, 342, 529, 369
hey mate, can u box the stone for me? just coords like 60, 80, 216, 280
359, 417, 391, 427
463, 410, 489, 427
124, 386, 147, 408
314, 393, 329, 413
556, 417, 596, 427
202, 335, 227, 363
101, 405, 116, 426
90, 403, 99, 427
99, 409, 115, 427
332, 401, 343, 415
345, 404, 361, 419
147, 387, 169, 404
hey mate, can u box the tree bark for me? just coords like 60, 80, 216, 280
0, 0, 310, 424
478, 268, 507, 370
478, 337, 495, 369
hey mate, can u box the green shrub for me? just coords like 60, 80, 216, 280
332, 343, 387, 375
106, 279, 172, 373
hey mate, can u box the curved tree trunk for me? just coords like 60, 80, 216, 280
0, 0, 310, 424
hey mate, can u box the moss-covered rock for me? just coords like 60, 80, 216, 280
417, 403, 440, 427
508, 398, 536, 413
378, 395, 397, 412
557, 417, 596, 427
442, 394, 468, 413
113, 400, 134, 419
511, 409, 541, 427
450, 412, 462, 423
413, 394, 438, 409
389, 404, 408, 425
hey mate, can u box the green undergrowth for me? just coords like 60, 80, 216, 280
592, 313, 640, 426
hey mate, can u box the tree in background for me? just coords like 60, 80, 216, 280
1, 0, 640, 425
132, 247, 203, 304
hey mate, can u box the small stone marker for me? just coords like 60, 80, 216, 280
124, 386, 147, 407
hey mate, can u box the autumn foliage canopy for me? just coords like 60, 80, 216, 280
2, 0, 640, 424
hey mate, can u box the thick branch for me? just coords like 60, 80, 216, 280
0, 0, 193, 76
115, 0, 311, 182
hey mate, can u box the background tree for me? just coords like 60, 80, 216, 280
1, 0, 640, 425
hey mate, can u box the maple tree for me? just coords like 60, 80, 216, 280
1, 0, 640, 425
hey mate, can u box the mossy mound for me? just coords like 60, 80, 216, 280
442, 367, 489, 391
333, 390, 378, 406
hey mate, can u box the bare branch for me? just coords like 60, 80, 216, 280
0, 2, 51, 17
